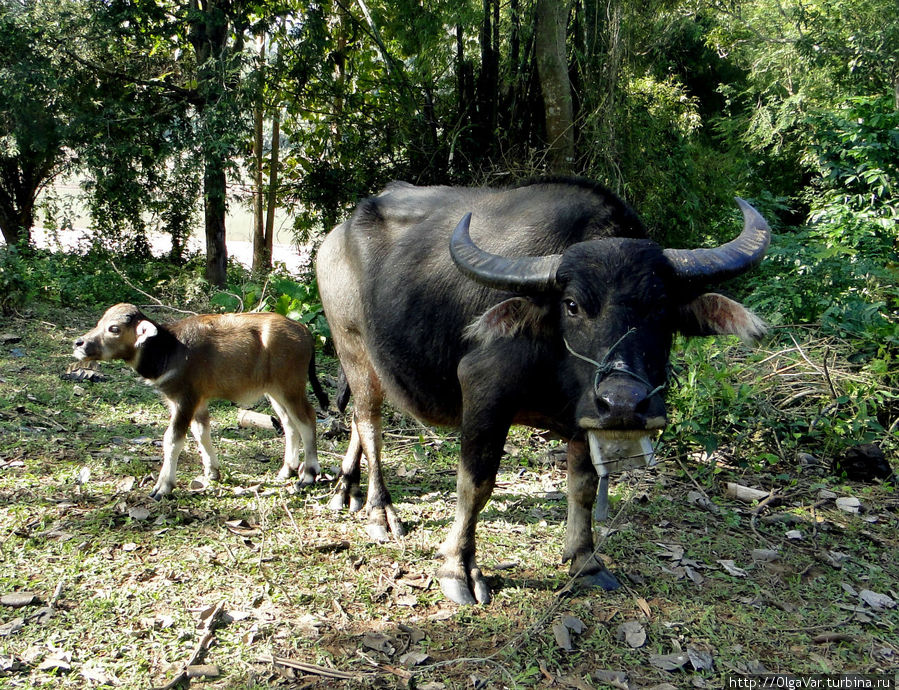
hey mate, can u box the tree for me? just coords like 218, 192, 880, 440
0, 0, 85, 246
535, 0, 574, 173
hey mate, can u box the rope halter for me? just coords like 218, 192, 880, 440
563, 328, 667, 400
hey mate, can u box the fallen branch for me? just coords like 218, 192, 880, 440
725, 482, 770, 503
259, 654, 362, 680
151, 602, 227, 690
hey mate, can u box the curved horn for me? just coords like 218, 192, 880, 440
663, 198, 771, 283
450, 213, 562, 293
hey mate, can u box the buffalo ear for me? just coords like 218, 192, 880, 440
679, 293, 766, 343
134, 320, 159, 348
466, 297, 552, 343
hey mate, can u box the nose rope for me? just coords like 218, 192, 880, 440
562, 328, 666, 399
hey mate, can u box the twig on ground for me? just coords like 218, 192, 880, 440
48, 579, 65, 609
259, 654, 362, 680
151, 601, 227, 690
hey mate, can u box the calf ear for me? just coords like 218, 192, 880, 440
466, 297, 552, 343
679, 293, 766, 343
134, 320, 159, 348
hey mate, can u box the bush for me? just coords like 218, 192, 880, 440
210, 268, 330, 346
0, 245, 31, 314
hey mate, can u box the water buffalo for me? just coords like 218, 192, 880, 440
317, 178, 769, 605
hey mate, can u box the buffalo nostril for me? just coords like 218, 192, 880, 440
595, 385, 650, 424
74, 339, 84, 347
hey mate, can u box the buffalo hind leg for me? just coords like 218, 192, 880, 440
328, 360, 404, 541
562, 437, 620, 591
355, 413, 405, 541
328, 417, 364, 513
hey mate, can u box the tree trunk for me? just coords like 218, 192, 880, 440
0, 205, 27, 246
0, 185, 35, 246
536, 0, 574, 174
252, 37, 267, 273
263, 108, 280, 267
189, 0, 230, 287
476, 0, 498, 149
203, 158, 228, 287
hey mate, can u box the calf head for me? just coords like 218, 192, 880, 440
73, 303, 158, 365
451, 199, 770, 455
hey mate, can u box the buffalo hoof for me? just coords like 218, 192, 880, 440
148, 490, 169, 502
206, 468, 221, 482
438, 570, 491, 606
577, 568, 620, 592
365, 505, 406, 542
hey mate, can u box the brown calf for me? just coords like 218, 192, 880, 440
73, 303, 327, 499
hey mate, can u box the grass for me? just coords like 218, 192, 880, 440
0, 304, 897, 689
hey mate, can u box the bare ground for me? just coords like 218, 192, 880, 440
0, 306, 897, 689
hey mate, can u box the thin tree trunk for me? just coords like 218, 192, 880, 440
536, 0, 574, 174
264, 108, 280, 266
252, 37, 267, 273
203, 158, 228, 287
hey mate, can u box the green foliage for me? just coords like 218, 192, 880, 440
210, 270, 329, 344
0, 0, 90, 244
0, 245, 32, 314
0, 246, 210, 309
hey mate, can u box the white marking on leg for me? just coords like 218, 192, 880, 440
268, 395, 300, 479
296, 413, 319, 484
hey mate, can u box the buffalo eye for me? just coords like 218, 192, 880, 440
563, 298, 580, 317
108, 325, 120, 334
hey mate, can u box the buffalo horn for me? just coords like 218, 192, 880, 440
450, 213, 562, 293
664, 198, 770, 283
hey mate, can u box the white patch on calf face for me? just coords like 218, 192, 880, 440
681, 293, 766, 343
134, 320, 159, 348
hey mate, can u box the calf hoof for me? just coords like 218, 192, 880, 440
438, 571, 491, 606
292, 474, 317, 492
577, 568, 620, 592
277, 466, 296, 481
148, 480, 175, 502
327, 490, 364, 513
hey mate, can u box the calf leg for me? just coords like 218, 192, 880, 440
150, 402, 195, 500
190, 405, 220, 481
562, 437, 620, 591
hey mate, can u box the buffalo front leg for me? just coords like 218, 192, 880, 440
328, 417, 364, 513
436, 421, 506, 605
562, 437, 620, 591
